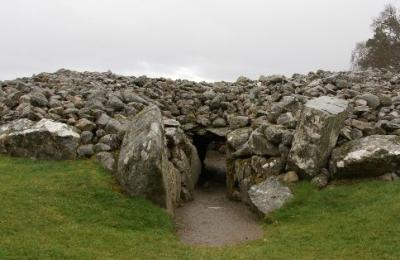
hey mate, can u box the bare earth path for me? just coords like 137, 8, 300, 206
174, 183, 263, 247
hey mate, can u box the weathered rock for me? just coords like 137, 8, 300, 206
227, 115, 250, 129
105, 118, 126, 136
0, 119, 79, 159
263, 125, 291, 145
96, 152, 115, 172
80, 131, 93, 144
165, 127, 201, 202
77, 144, 94, 157
2, 68, 400, 210
75, 118, 96, 132
281, 171, 299, 183
311, 169, 330, 188
259, 75, 286, 84
30, 92, 48, 107
330, 135, 400, 179
231, 158, 253, 203
248, 177, 293, 215
93, 143, 111, 153
116, 105, 179, 215
227, 128, 252, 150
98, 134, 120, 150
248, 131, 280, 156
288, 96, 349, 178
276, 112, 296, 129
358, 93, 380, 109
96, 113, 111, 128
212, 117, 227, 127
261, 157, 285, 177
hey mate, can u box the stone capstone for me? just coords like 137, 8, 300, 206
287, 96, 349, 178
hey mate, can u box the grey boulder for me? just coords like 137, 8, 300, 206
248, 178, 293, 215
330, 135, 400, 179
0, 118, 80, 159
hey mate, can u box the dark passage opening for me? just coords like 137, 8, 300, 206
192, 132, 227, 188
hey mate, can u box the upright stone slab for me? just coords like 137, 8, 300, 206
117, 106, 179, 215
0, 118, 80, 160
287, 96, 349, 178
165, 126, 201, 202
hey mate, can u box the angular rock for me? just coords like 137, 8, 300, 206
77, 144, 94, 158
0, 119, 79, 159
30, 92, 48, 107
93, 143, 111, 153
212, 117, 227, 127
96, 152, 115, 172
80, 131, 93, 144
75, 118, 96, 132
288, 96, 349, 178
105, 118, 125, 136
311, 169, 330, 188
227, 115, 249, 129
276, 112, 297, 129
227, 128, 252, 151
98, 134, 120, 150
165, 127, 201, 202
116, 105, 179, 215
281, 171, 299, 183
248, 177, 293, 215
358, 93, 380, 109
248, 131, 280, 156
330, 135, 400, 179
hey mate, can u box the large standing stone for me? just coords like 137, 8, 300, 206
330, 135, 400, 179
0, 119, 80, 159
116, 106, 179, 215
248, 178, 293, 215
287, 96, 349, 178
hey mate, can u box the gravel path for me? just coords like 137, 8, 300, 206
174, 183, 263, 247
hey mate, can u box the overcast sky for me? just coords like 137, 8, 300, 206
0, 0, 397, 81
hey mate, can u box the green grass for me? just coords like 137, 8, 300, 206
0, 155, 399, 259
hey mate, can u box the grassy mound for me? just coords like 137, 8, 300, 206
0, 155, 399, 259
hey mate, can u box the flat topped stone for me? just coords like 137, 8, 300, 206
0, 118, 80, 160
287, 96, 350, 178
330, 135, 400, 179
21, 119, 80, 138
206, 127, 230, 137
306, 96, 349, 115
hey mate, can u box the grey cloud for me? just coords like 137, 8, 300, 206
0, 0, 395, 81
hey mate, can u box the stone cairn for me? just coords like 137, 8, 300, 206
1, 68, 400, 215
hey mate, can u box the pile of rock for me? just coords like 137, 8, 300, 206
1, 68, 400, 215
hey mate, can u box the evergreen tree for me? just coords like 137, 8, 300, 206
352, 4, 400, 71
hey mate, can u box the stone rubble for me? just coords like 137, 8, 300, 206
2, 68, 400, 214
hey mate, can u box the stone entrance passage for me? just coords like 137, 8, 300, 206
174, 132, 263, 246
174, 183, 263, 246
192, 132, 227, 187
